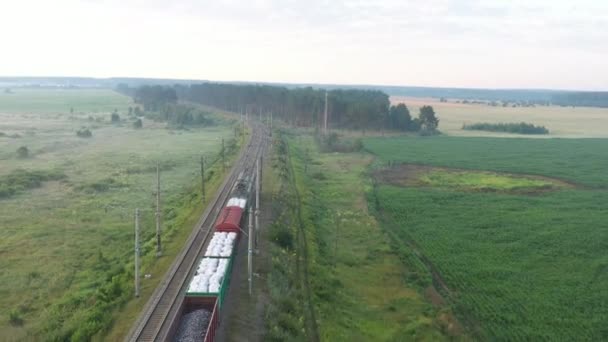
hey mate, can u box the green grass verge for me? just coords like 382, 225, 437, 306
265, 131, 452, 341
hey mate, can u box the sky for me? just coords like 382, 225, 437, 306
0, 0, 607, 90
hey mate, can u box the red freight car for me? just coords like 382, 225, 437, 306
214, 206, 244, 232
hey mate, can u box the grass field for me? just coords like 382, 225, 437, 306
265, 131, 460, 341
392, 96, 608, 138
364, 135, 608, 340
0, 88, 132, 114
0, 89, 239, 341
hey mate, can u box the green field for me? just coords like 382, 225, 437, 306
0, 88, 132, 114
365, 136, 608, 340
264, 131, 461, 341
0, 89, 238, 341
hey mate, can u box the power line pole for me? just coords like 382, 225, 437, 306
200, 156, 206, 202
134, 208, 140, 297
221, 138, 225, 173
324, 90, 328, 135
248, 203, 253, 296
155, 163, 162, 257
255, 159, 260, 250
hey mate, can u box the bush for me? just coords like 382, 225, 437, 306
272, 227, 294, 251
76, 127, 93, 138
0, 169, 66, 198
463, 122, 549, 134
8, 308, 23, 326
16, 146, 29, 158
133, 118, 143, 129
111, 111, 120, 123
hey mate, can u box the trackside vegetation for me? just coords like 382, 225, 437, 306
265, 130, 455, 341
364, 135, 608, 340
0, 89, 244, 341
462, 122, 549, 134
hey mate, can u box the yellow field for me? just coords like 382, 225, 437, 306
392, 96, 608, 138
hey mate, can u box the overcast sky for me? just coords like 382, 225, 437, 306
1, 0, 607, 90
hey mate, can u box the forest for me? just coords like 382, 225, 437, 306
126, 83, 441, 132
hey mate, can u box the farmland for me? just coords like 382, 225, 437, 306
365, 135, 608, 340
392, 96, 608, 138
0, 89, 238, 341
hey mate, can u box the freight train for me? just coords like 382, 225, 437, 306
169, 172, 253, 342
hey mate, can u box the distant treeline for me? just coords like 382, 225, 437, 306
122, 83, 443, 132
116, 85, 214, 127
463, 122, 549, 135
177, 83, 391, 130
551, 92, 608, 108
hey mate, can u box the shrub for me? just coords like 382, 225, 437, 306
273, 227, 294, 251
8, 308, 23, 326
76, 127, 93, 138
16, 146, 29, 158
463, 122, 549, 134
0, 169, 66, 198
111, 110, 120, 123
133, 118, 143, 129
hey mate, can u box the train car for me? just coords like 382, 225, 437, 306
213, 171, 252, 233
172, 173, 254, 341
169, 296, 219, 342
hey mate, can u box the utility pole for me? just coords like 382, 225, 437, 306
248, 203, 253, 296
324, 90, 328, 135
200, 156, 206, 202
255, 159, 260, 250
134, 208, 140, 297
155, 163, 162, 257
221, 138, 225, 173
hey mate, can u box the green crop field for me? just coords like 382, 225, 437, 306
364, 135, 608, 340
0, 89, 239, 341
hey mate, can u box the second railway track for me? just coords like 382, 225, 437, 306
127, 123, 268, 342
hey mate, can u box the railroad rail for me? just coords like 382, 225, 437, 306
126, 123, 267, 342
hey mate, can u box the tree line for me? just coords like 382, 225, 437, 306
121, 83, 440, 132
551, 92, 608, 108
462, 122, 549, 134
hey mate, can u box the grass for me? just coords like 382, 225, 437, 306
0, 88, 133, 114
365, 135, 608, 340
364, 136, 608, 187
0, 89, 241, 341
268, 131, 454, 340
420, 170, 558, 192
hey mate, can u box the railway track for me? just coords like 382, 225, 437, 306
126, 123, 267, 342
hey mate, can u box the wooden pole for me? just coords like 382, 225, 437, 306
155, 163, 162, 257
255, 159, 260, 250
248, 204, 253, 296
221, 138, 225, 173
324, 90, 328, 134
135, 208, 140, 297
200, 156, 206, 202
